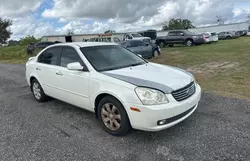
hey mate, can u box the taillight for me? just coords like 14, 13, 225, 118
205, 36, 209, 39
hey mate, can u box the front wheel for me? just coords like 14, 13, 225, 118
97, 96, 131, 136
159, 41, 165, 48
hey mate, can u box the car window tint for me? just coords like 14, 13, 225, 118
60, 47, 82, 67
120, 42, 128, 47
176, 31, 184, 36
113, 37, 120, 42
129, 41, 145, 47
168, 32, 176, 36
38, 47, 61, 65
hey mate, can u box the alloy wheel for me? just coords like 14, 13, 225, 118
33, 82, 41, 100
186, 40, 192, 47
101, 103, 121, 131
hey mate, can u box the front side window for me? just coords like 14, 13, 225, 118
129, 41, 146, 47
60, 47, 82, 67
113, 37, 120, 42
131, 33, 142, 37
37, 47, 61, 65
81, 45, 146, 72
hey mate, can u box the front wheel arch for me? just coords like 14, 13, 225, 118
94, 93, 129, 119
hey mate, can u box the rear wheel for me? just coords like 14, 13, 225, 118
31, 79, 48, 102
226, 36, 232, 40
97, 96, 131, 136
186, 39, 193, 47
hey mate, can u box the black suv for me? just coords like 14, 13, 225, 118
27, 41, 61, 54
156, 30, 204, 47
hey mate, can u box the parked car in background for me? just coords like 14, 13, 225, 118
27, 42, 36, 54
202, 32, 218, 43
119, 40, 154, 59
25, 42, 201, 136
88, 37, 121, 43
122, 33, 151, 43
218, 31, 240, 40
236, 30, 248, 36
210, 32, 219, 42
156, 30, 204, 47
138, 30, 157, 43
27, 41, 61, 54
202, 33, 212, 43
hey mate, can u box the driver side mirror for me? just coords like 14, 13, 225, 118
67, 62, 84, 71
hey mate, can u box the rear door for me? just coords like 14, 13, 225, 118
36, 46, 62, 96
175, 31, 185, 43
166, 31, 177, 44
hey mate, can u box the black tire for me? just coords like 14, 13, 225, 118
97, 96, 131, 136
31, 79, 48, 102
226, 36, 232, 40
185, 39, 193, 47
159, 41, 165, 48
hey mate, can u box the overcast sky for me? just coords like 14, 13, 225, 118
0, 0, 249, 40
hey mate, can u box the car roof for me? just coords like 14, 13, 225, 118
50, 42, 118, 48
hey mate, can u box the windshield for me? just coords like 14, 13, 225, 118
80, 45, 146, 72
131, 33, 143, 37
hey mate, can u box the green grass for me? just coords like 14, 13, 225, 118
0, 45, 30, 64
1, 38, 250, 101
152, 37, 250, 101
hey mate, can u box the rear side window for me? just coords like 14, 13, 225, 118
38, 47, 61, 65
176, 31, 184, 36
60, 47, 82, 67
168, 32, 176, 36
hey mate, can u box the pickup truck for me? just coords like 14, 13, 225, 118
156, 30, 204, 47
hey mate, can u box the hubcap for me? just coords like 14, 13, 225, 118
33, 82, 41, 99
101, 103, 121, 131
160, 42, 164, 48
187, 41, 192, 46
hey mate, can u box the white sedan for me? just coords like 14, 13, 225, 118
25, 42, 201, 136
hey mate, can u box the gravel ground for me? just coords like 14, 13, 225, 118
0, 63, 249, 161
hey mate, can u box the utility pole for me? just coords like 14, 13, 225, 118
216, 16, 226, 25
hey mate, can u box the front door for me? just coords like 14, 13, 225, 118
54, 46, 90, 110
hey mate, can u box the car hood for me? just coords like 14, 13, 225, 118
103, 63, 194, 94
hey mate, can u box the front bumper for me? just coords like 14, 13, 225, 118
125, 84, 201, 131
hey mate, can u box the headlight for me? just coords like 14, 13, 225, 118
135, 87, 169, 105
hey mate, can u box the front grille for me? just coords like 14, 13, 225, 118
172, 82, 196, 102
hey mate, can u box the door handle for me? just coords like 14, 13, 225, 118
36, 67, 41, 71
56, 72, 63, 76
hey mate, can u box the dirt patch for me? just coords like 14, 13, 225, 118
186, 62, 239, 74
